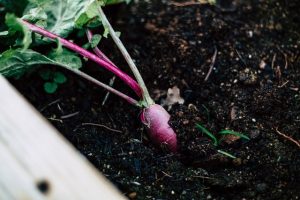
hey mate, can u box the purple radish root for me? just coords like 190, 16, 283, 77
141, 104, 177, 152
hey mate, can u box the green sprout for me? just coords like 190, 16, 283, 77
196, 123, 250, 159
39, 69, 67, 94
217, 150, 237, 159
195, 123, 218, 146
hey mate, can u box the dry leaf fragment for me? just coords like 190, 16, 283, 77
162, 86, 185, 110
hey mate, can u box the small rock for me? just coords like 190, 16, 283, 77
128, 192, 137, 199
232, 158, 242, 166
161, 86, 185, 110
256, 183, 268, 193
183, 120, 189, 125
259, 60, 266, 69
177, 111, 184, 117
188, 104, 198, 111
239, 68, 258, 85
222, 134, 241, 144
249, 129, 260, 139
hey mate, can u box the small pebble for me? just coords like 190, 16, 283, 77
256, 183, 268, 193
128, 192, 137, 199
250, 129, 260, 139
259, 60, 266, 69
183, 120, 189, 125
233, 158, 242, 166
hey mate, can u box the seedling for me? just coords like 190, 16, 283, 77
218, 130, 250, 141
217, 150, 237, 159
0, 0, 177, 152
195, 123, 218, 146
196, 123, 249, 158
39, 69, 67, 93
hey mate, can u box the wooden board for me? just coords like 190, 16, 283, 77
0, 76, 126, 200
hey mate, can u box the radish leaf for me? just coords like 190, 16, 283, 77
0, 48, 81, 78
23, 0, 95, 38
5, 14, 32, 50
90, 34, 102, 48
48, 48, 82, 70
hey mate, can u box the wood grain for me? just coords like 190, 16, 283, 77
0, 76, 126, 200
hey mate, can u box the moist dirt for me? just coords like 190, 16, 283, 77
11, 0, 300, 199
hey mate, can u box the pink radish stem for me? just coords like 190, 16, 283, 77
97, 7, 154, 106
86, 29, 117, 105
21, 20, 142, 97
66, 68, 140, 106
22, 16, 178, 152
97, 6, 178, 152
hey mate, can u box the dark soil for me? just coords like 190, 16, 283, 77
10, 0, 300, 199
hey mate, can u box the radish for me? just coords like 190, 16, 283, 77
19, 6, 178, 152
141, 104, 177, 152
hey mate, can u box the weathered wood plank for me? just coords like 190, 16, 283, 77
0, 76, 126, 200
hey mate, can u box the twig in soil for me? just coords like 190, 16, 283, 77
235, 49, 247, 67
283, 53, 288, 69
57, 103, 63, 113
162, 171, 173, 178
204, 47, 218, 82
47, 117, 63, 123
81, 123, 122, 133
275, 65, 282, 80
102, 76, 116, 106
276, 45, 288, 69
60, 111, 80, 119
290, 87, 299, 91
278, 80, 289, 88
275, 127, 300, 149
170, 1, 202, 7
192, 175, 215, 179
40, 99, 61, 112
271, 53, 277, 70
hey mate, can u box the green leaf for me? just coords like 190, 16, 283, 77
105, 0, 131, 4
102, 23, 109, 38
22, 7, 47, 22
0, 49, 54, 78
90, 34, 102, 48
54, 39, 63, 54
5, 14, 32, 50
53, 71, 67, 84
44, 81, 58, 93
195, 123, 218, 146
74, 0, 99, 28
0, 48, 81, 78
75, 0, 130, 29
48, 48, 82, 70
23, 0, 95, 38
